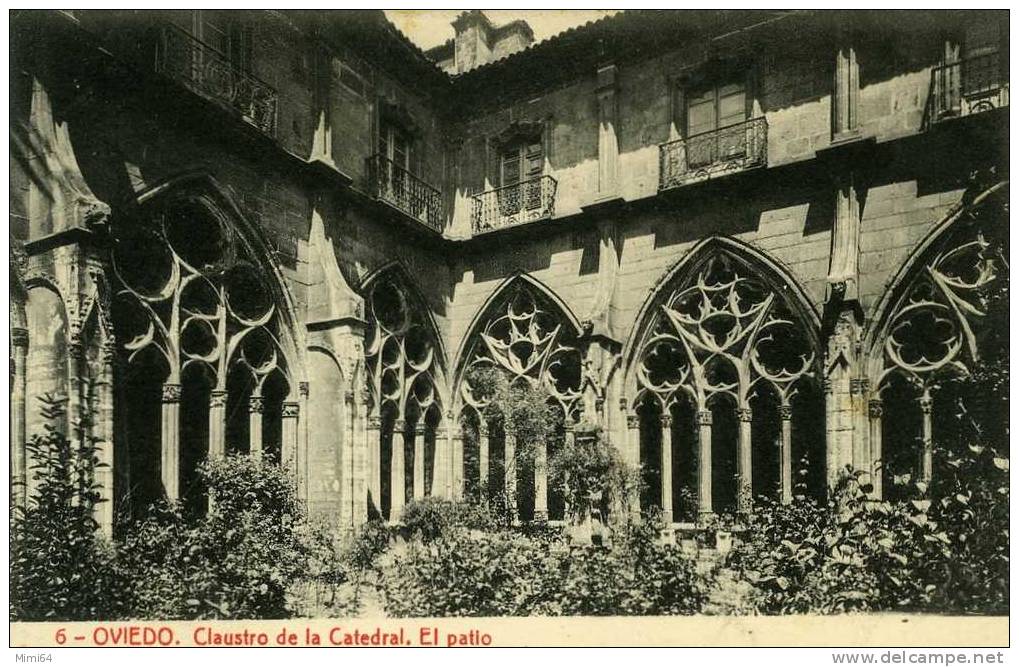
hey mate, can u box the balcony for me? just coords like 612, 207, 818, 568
366, 154, 444, 233
927, 52, 1008, 125
154, 24, 278, 137
471, 175, 557, 234
659, 117, 768, 191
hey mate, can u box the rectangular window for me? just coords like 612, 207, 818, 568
685, 79, 747, 167
379, 123, 411, 201
499, 141, 543, 213
193, 10, 252, 72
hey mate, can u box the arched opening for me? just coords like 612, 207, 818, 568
454, 277, 584, 523
109, 187, 295, 516
626, 239, 822, 516
868, 188, 1007, 498
363, 266, 446, 520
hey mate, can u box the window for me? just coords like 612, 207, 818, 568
193, 10, 251, 72
960, 18, 1002, 98
499, 140, 543, 213
378, 121, 412, 203
686, 80, 747, 167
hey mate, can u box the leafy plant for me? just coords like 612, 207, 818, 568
10, 398, 125, 621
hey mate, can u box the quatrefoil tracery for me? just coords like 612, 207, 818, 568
461, 288, 583, 421
365, 278, 441, 419
878, 233, 1001, 392
111, 203, 287, 390
635, 253, 816, 410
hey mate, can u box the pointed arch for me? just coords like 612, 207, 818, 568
451, 271, 585, 398
123, 171, 305, 385
360, 260, 449, 378
621, 236, 822, 410
863, 179, 1008, 390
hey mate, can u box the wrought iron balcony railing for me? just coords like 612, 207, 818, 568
659, 117, 768, 191
366, 154, 444, 233
154, 24, 278, 137
927, 52, 1008, 125
471, 175, 557, 234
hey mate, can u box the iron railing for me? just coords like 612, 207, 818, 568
154, 24, 278, 137
927, 52, 1008, 124
366, 154, 444, 233
471, 175, 557, 234
659, 117, 768, 191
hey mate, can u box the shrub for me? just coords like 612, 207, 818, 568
399, 497, 502, 541
10, 399, 125, 621
378, 519, 707, 617
117, 454, 315, 619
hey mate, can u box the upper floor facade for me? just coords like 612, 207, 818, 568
11, 9, 1008, 244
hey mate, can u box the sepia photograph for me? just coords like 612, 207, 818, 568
7, 6, 1010, 650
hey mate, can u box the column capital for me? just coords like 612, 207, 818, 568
626, 413, 640, 429
736, 407, 753, 422
434, 426, 447, 438
823, 378, 834, 394
368, 415, 382, 429
298, 381, 310, 399
415, 422, 427, 436
209, 390, 228, 408
696, 410, 713, 426
478, 423, 489, 437
919, 396, 933, 414
868, 399, 883, 419
344, 389, 355, 404
618, 397, 629, 412
393, 418, 406, 431
161, 383, 182, 403
281, 401, 300, 418
249, 396, 265, 413
779, 404, 793, 420
660, 414, 673, 428
849, 377, 870, 396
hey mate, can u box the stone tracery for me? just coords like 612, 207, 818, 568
629, 247, 820, 519
110, 195, 294, 508
363, 271, 445, 519
457, 282, 584, 522
869, 200, 1007, 495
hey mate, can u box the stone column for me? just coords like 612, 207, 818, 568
341, 390, 356, 527
660, 413, 673, 524
534, 438, 548, 521
413, 422, 426, 500
281, 401, 300, 477
779, 404, 793, 505
248, 395, 264, 460
504, 430, 517, 518
433, 425, 448, 498
208, 390, 228, 459
450, 414, 464, 499
625, 411, 641, 517
95, 346, 115, 537
696, 409, 713, 517
850, 378, 871, 476
736, 406, 753, 513
367, 415, 382, 510
919, 394, 933, 486
353, 389, 368, 525
160, 383, 181, 501
478, 422, 490, 497
11, 327, 28, 509
390, 419, 406, 519
868, 400, 884, 498
298, 382, 310, 504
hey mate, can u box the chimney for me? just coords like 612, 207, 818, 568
451, 11, 534, 73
